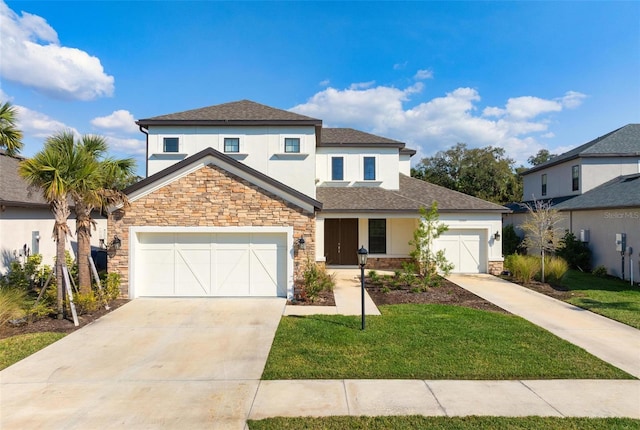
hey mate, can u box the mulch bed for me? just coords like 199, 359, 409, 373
365, 277, 509, 314
288, 289, 336, 306
508, 278, 574, 300
0, 299, 129, 340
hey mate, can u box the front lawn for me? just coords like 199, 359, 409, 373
262, 304, 631, 380
561, 270, 640, 329
248, 416, 640, 430
0, 332, 66, 370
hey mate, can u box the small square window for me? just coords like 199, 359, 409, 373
224, 137, 240, 153
364, 157, 376, 180
163, 137, 179, 153
541, 174, 547, 196
331, 157, 344, 181
284, 138, 300, 153
368, 219, 386, 254
572, 165, 579, 191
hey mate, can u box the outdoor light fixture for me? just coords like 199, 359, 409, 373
357, 246, 369, 330
297, 237, 306, 250
107, 235, 121, 251
494, 231, 501, 241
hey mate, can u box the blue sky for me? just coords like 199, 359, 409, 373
1, 1, 638, 177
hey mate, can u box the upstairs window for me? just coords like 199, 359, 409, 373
541, 174, 547, 196
163, 137, 179, 153
284, 138, 300, 153
331, 157, 344, 181
363, 156, 376, 180
224, 137, 240, 153
572, 165, 579, 191
368, 219, 387, 254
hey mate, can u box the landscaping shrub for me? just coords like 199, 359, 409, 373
0, 287, 27, 325
502, 224, 523, 256
556, 231, 592, 271
505, 254, 541, 284
102, 272, 122, 301
72, 291, 99, 315
541, 256, 569, 284
592, 265, 608, 278
301, 259, 335, 303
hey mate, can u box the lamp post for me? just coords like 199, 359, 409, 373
358, 246, 369, 330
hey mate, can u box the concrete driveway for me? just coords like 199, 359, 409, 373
0, 298, 286, 430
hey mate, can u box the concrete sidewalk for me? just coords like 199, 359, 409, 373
249, 379, 640, 419
448, 274, 640, 379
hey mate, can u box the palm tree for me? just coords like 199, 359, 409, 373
71, 136, 135, 292
18, 131, 95, 318
0, 101, 24, 155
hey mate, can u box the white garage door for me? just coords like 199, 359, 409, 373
134, 232, 287, 297
434, 229, 486, 273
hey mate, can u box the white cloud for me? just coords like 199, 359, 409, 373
13, 104, 76, 138
319, 79, 330, 87
0, 1, 114, 101
559, 90, 587, 109
291, 82, 585, 165
393, 62, 408, 70
104, 136, 146, 156
91, 110, 138, 134
349, 81, 376, 90
414, 69, 434, 80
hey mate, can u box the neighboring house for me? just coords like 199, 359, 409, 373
108, 100, 507, 299
554, 174, 640, 282
0, 151, 107, 274
504, 124, 640, 281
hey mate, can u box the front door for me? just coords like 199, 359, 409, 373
324, 219, 358, 265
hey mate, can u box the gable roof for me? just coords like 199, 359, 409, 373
317, 174, 508, 213
524, 124, 640, 175
124, 147, 322, 212
0, 151, 49, 208
137, 100, 322, 127
319, 127, 416, 155
554, 173, 640, 211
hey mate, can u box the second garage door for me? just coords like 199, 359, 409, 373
434, 229, 486, 273
134, 232, 287, 297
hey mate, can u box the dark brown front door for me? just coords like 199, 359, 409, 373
324, 219, 358, 265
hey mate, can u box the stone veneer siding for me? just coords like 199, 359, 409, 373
488, 260, 504, 275
366, 257, 413, 271
108, 164, 315, 297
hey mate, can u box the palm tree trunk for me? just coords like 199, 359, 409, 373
76, 202, 93, 293
52, 198, 71, 319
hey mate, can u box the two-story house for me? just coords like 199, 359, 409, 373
504, 124, 640, 281
108, 100, 507, 299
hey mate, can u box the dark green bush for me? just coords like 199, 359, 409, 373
556, 231, 592, 271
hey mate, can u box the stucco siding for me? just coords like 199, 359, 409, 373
316, 147, 400, 189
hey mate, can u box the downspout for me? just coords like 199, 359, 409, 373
139, 125, 149, 178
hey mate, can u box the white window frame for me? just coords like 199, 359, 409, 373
163, 137, 180, 153
223, 136, 241, 153
284, 137, 301, 153
362, 156, 377, 181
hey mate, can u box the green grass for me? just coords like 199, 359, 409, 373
560, 270, 640, 329
262, 304, 631, 380
0, 332, 66, 370
248, 416, 640, 430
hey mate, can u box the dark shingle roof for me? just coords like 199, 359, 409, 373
0, 151, 49, 207
524, 124, 640, 175
504, 196, 577, 214
554, 174, 640, 211
137, 100, 322, 126
320, 128, 404, 146
317, 174, 508, 213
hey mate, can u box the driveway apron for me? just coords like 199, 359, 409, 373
0, 298, 286, 430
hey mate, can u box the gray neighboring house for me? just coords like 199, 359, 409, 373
504, 124, 640, 281
0, 150, 107, 274
554, 173, 640, 282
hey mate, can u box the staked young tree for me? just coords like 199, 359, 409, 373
520, 199, 564, 283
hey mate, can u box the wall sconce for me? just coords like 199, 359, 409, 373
494, 231, 501, 241
107, 235, 121, 252
297, 237, 306, 250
